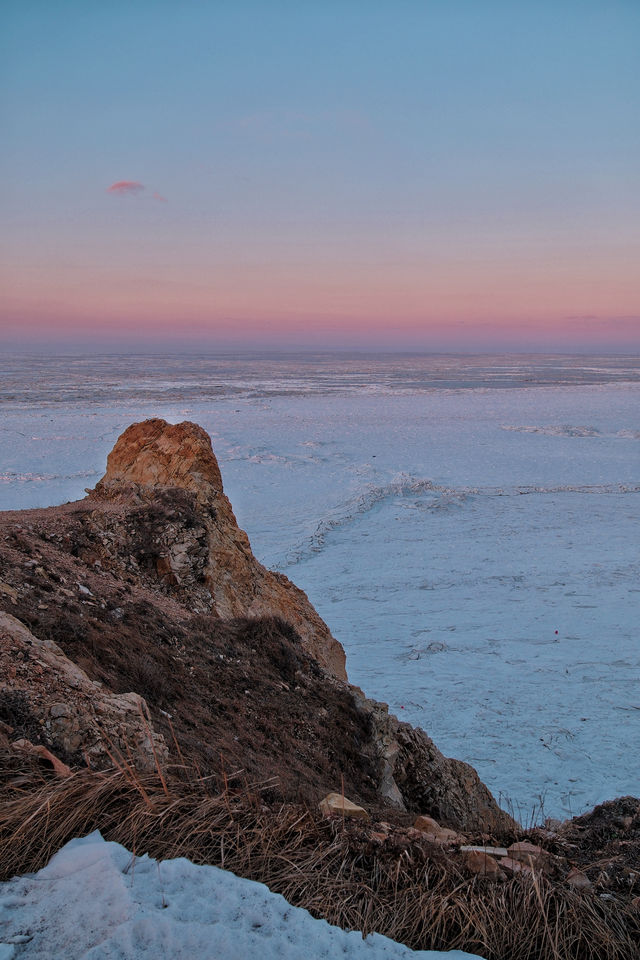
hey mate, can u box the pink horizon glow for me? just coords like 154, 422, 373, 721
2, 307, 638, 353
3, 4, 638, 356
2, 253, 638, 351
3, 194, 638, 352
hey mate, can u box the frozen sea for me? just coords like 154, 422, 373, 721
1, 353, 639, 821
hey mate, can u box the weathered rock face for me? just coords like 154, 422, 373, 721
0, 610, 167, 771
95, 419, 226, 501
91, 419, 346, 679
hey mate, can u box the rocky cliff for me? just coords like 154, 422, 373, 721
91, 418, 346, 679
0, 418, 513, 835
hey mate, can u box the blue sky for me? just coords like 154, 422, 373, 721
1, 0, 639, 351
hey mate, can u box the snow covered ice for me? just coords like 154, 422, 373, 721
1, 354, 639, 819
0, 832, 484, 960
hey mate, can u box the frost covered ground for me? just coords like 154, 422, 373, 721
1, 354, 638, 819
0, 832, 482, 959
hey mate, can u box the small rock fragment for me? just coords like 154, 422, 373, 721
462, 850, 505, 879
0, 581, 18, 603
50, 702, 71, 719
566, 867, 591, 890
318, 793, 369, 820
507, 841, 550, 869
460, 845, 508, 857
413, 814, 460, 844
371, 831, 388, 843
501, 857, 533, 877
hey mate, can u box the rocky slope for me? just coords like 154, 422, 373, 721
0, 418, 513, 834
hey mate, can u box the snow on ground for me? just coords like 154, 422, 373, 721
1, 356, 639, 819
0, 832, 484, 960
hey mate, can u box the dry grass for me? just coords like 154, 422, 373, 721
1, 755, 638, 960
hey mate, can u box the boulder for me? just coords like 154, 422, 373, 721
501, 857, 533, 877
413, 815, 461, 844
507, 841, 550, 869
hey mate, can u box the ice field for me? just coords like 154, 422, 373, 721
1, 355, 638, 819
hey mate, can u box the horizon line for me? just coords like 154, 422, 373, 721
3, 347, 640, 360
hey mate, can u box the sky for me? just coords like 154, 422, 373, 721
1, 0, 639, 354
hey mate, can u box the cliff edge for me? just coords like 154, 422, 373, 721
0, 418, 513, 835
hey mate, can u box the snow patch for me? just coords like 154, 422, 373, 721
0, 833, 484, 959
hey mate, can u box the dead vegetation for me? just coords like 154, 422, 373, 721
1, 754, 638, 960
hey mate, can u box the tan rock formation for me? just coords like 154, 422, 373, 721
95, 419, 226, 500
91, 419, 346, 679
0, 610, 167, 772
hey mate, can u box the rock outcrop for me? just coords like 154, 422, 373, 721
0, 610, 167, 771
0, 418, 515, 836
356, 693, 512, 832
90, 419, 346, 679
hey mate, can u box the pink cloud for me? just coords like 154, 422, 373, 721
107, 180, 145, 196
152, 191, 168, 202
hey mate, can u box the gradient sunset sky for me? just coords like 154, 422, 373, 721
1, 0, 639, 353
